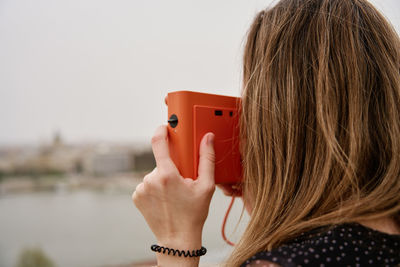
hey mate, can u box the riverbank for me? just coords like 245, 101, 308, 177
0, 172, 145, 195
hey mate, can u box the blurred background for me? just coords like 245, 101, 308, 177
0, 0, 399, 266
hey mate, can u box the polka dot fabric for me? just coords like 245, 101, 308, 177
241, 223, 400, 267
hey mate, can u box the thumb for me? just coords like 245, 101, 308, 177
197, 132, 215, 186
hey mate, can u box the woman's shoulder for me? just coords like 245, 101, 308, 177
241, 223, 400, 267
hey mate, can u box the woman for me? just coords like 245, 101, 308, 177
132, 0, 400, 266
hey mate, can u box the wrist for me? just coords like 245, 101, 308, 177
155, 232, 203, 267
157, 231, 202, 250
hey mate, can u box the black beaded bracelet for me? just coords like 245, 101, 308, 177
151, 244, 207, 257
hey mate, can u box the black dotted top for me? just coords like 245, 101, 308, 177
241, 223, 400, 267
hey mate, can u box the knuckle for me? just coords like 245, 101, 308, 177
134, 182, 144, 195
141, 168, 157, 187
143, 175, 151, 187
204, 151, 215, 163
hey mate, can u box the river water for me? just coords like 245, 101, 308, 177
0, 188, 248, 267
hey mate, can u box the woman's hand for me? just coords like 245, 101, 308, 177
132, 125, 216, 266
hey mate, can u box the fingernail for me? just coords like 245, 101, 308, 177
207, 133, 214, 145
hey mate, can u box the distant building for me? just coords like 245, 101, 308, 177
133, 151, 155, 172
83, 148, 134, 176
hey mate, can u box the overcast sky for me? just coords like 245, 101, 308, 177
0, 0, 399, 146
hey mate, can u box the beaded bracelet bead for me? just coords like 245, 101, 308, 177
151, 244, 207, 257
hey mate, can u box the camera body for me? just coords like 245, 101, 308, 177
165, 91, 242, 184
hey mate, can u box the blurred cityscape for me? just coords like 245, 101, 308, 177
0, 132, 155, 195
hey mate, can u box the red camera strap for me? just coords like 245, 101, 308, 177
221, 196, 236, 246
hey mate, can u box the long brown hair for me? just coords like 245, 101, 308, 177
228, 0, 400, 265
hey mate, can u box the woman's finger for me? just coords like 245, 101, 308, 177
197, 132, 216, 189
151, 125, 176, 171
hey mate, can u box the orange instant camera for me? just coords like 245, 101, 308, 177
165, 91, 242, 184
